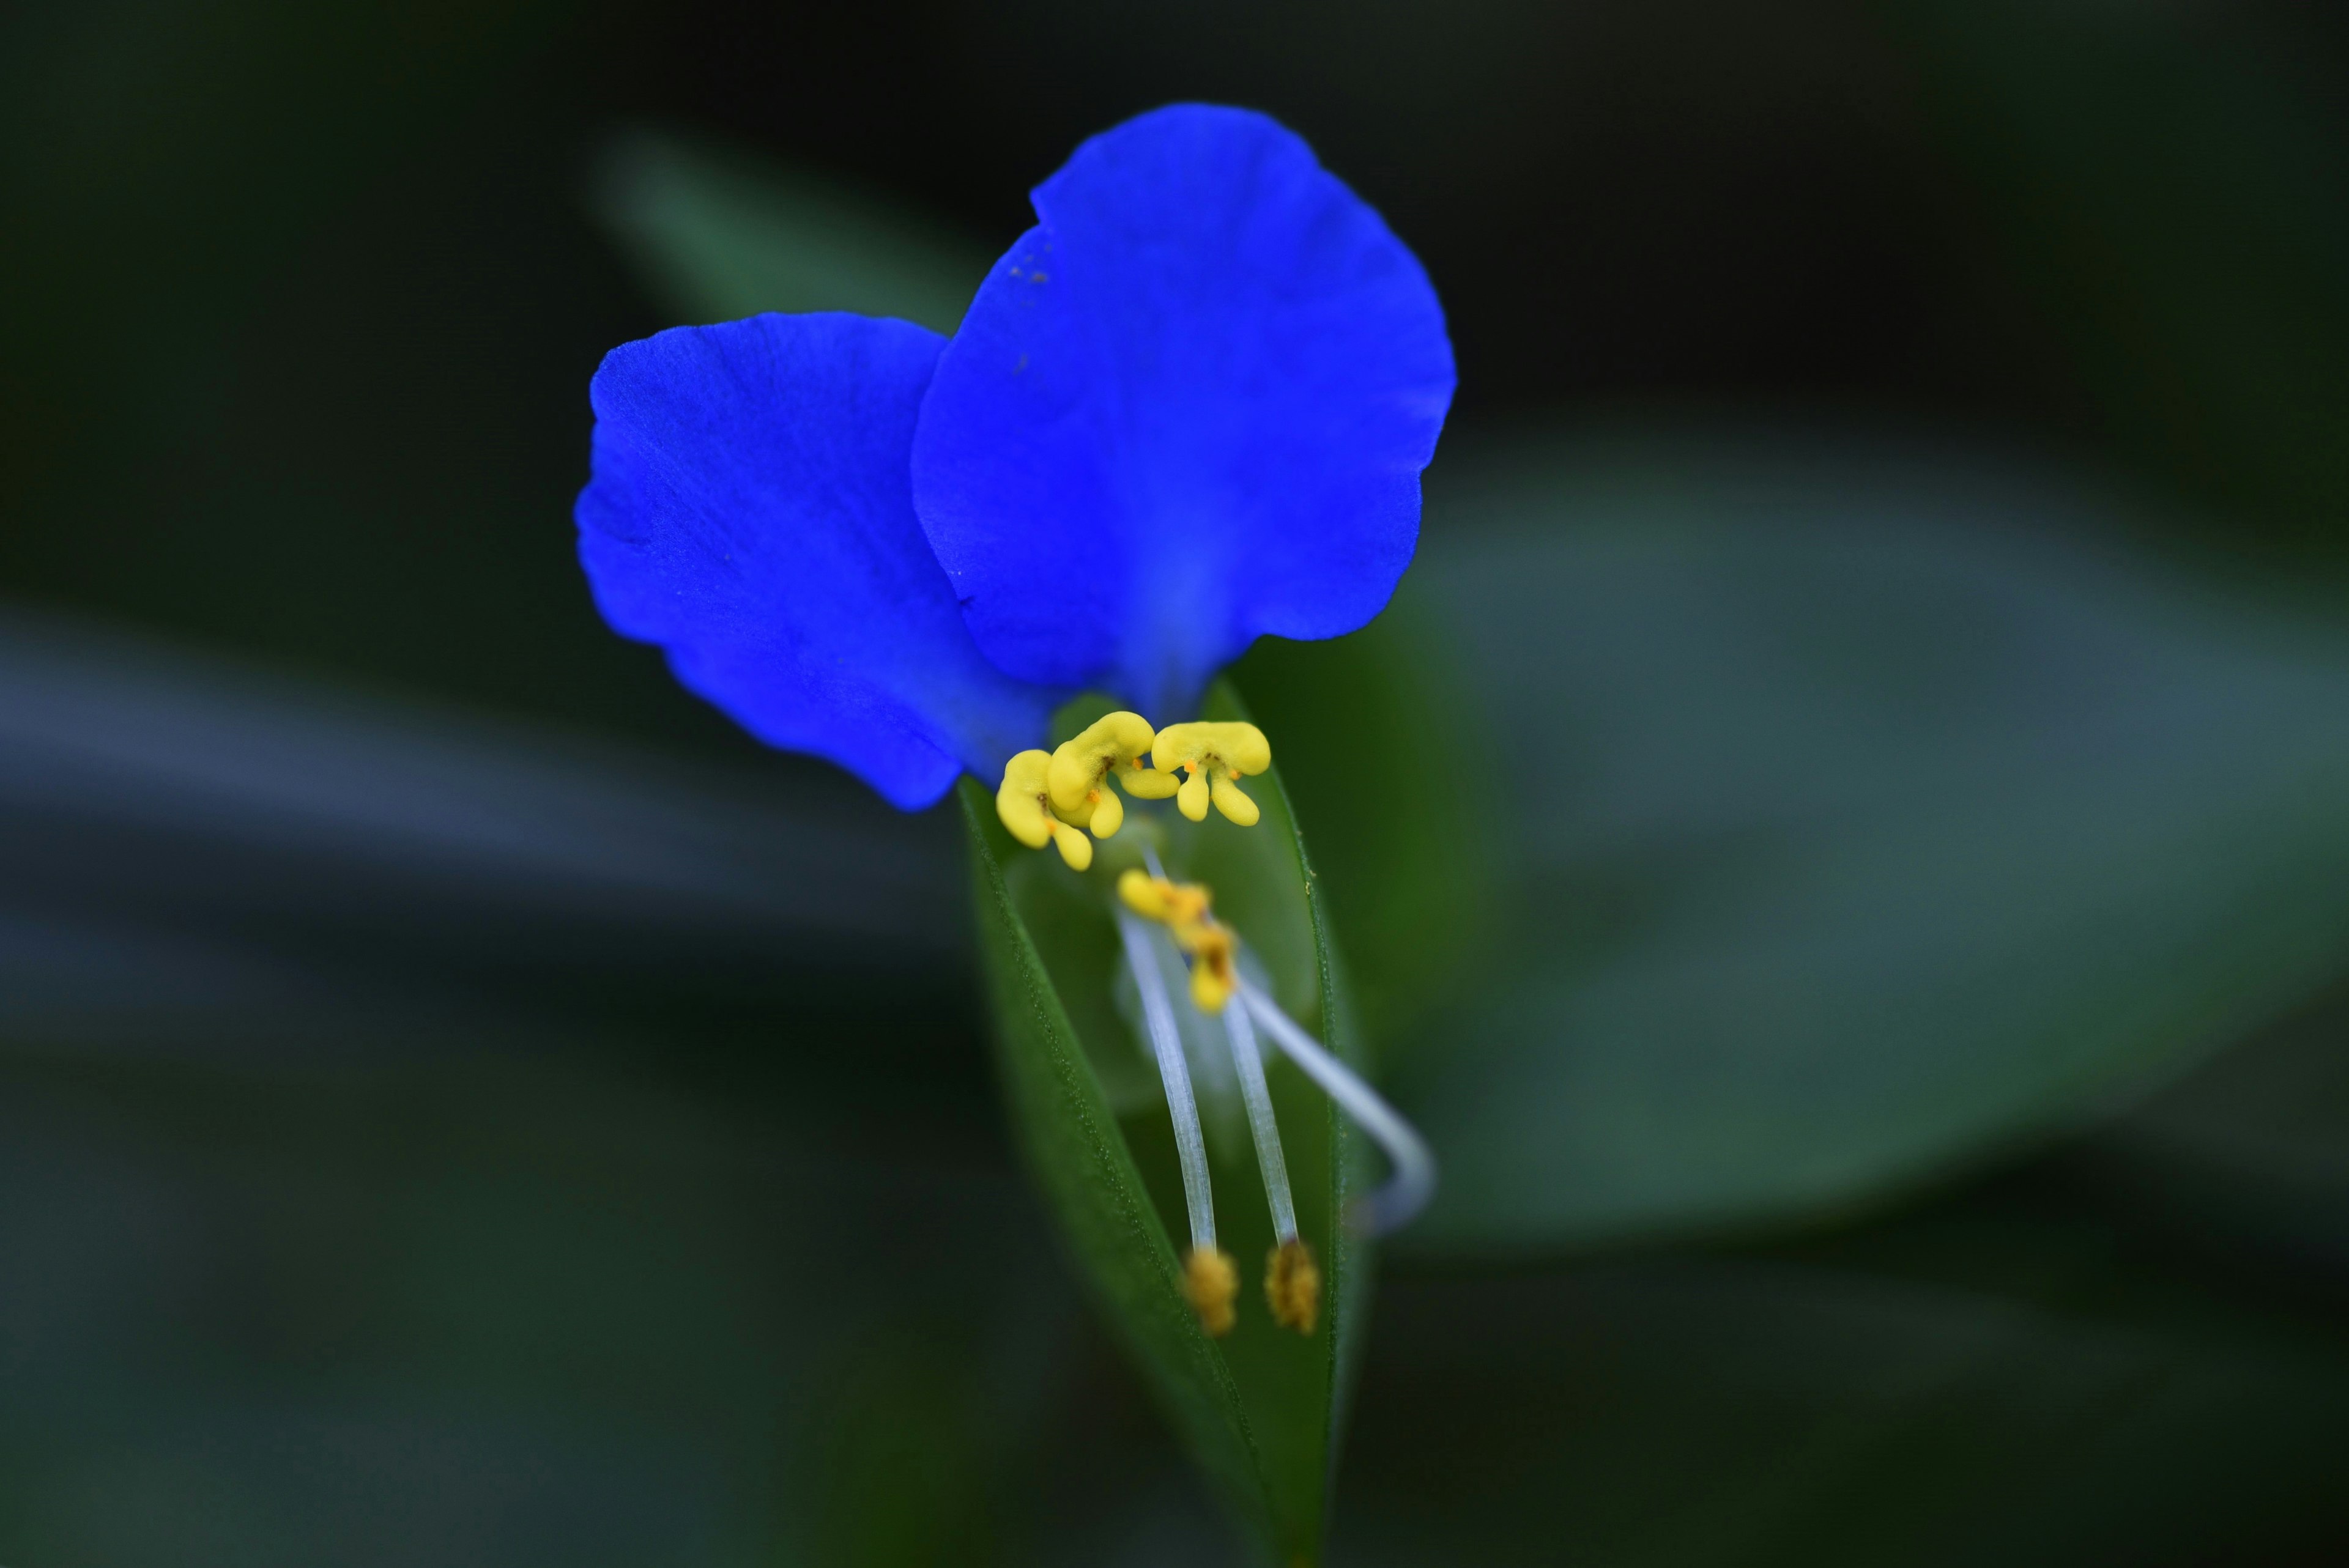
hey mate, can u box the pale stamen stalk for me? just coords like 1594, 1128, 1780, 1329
1222, 996, 1299, 1244
1118, 909, 1217, 1251
1238, 979, 1437, 1236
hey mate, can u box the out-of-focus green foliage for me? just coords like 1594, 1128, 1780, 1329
1387, 434, 2349, 1255
7, 621, 2347, 1564
9, 2, 2349, 1560
1890, 0, 2349, 555
0, 1043, 1182, 1567
591, 130, 993, 333
1338, 1200, 2349, 1566
962, 683, 1368, 1567
1233, 604, 1492, 1048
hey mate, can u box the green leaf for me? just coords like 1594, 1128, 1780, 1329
0, 607, 967, 1059
2079, 982, 2349, 1282
589, 128, 994, 332
1232, 597, 1495, 1049
959, 684, 1368, 1565
1393, 433, 2349, 1256
1338, 1202, 2349, 1564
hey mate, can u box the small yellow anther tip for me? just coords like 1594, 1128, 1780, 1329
1051, 823, 1093, 870
1190, 970, 1231, 1015
1086, 785, 1125, 838
1266, 1239, 1321, 1335
1176, 771, 1211, 823
1187, 926, 1235, 1015
1116, 868, 1163, 918
1184, 1246, 1239, 1337
1208, 774, 1260, 827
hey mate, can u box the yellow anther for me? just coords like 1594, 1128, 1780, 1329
1150, 721, 1271, 825
1047, 710, 1157, 840
1117, 869, 1210, 929
995, 750, 1093, 871
1266, 1238, 1321, 1335
1182, 1244, 1239, 1336
1186, 924, 1236, 1013
1117, 871, 1234, 1013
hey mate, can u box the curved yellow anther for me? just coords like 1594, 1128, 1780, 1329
1116, 871, 1233, 1013
996, 750, 1093, 870
1047, 711, 1156, 838
1151, 721, 1271, 826
1118, 868, 1210, 928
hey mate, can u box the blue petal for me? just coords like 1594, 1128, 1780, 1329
577, 313, 1057, 808
910, 103, 1456, 719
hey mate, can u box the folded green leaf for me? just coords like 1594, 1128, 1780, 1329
960, 686, 1368, 1564
1393, 434, 2349, 1256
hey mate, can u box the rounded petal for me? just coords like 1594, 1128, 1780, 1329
911, 103, 1456, 718
577, 313, 1058, 808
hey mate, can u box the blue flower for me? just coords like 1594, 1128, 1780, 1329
576, 103, 1455, 808
578, 105, 1455, 1316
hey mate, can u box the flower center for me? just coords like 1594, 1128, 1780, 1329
995, 712, 1433, 1341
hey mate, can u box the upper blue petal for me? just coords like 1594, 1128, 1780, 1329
577, 312, 1058, 808
910, 103, 1457, 719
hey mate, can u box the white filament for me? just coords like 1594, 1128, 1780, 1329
1118, 909, 1216, 1250
1222, 996, 1299, 1244
1239, 979, 1438, 1237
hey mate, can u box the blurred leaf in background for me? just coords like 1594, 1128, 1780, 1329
0, 1041, 1217, 1567
8, 0, 2349, 1561
1383, 434, 2349, 1256
591, 130, 993, 333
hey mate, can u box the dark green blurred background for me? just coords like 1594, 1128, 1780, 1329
4, 0, 2349, 1562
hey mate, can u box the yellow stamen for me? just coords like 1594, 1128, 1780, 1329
995, 749, 1093, 870
1117, 870, 1234, 1013
1265, 1238, 1321, 1334
1183, 1244, 1239, 1336
1047, 710, 1157, 839
1149, 721, 1271, 824
1117, 868, 1209, 928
